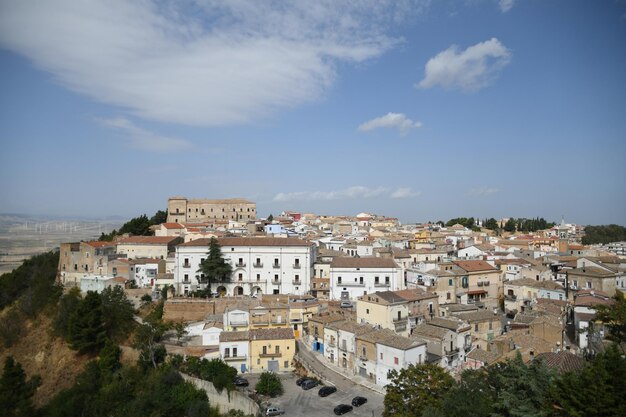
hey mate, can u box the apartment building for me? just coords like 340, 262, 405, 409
330, 257, 400, 300
174, 237, 315, 296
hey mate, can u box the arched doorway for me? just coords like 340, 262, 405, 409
216, 286, 227, 296
233, 286, 244, 296
251, 286, 262, 296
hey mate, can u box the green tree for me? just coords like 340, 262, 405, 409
504, 218, 516, 232
197, 237, 232, 293
546, 344, 626, 417
485, 218, 499, 230
98, 339, 122, 378
174, 322, 187, 345
255, 371, 283, 397
100, 285, 136, 342
595, 295, 626, 347
383, 363, 454, 417
267, 214, 274, 222
435, 369, 493, 417
53, 287, 82, 339
150, 209, 168, 225
68, 291, 107, 354
0, 356, 41, 417
0, 307, 25, 348
582, 224, 626, 245
486, 352, 553, 416
134, 318, 169, 369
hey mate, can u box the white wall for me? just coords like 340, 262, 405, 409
330, 267, 399, 300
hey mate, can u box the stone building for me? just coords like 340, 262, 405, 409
167, 197, 256, 223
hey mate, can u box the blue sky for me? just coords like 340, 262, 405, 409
0, 0, 625, 225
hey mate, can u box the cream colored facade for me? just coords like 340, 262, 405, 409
248, 328, 296, 373
356, 292, 410, 336
167, 197, 256, 223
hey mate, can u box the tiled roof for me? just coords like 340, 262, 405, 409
219, 331, 249, 342
179, 237, 312, 247
249, 328, 295, 341
457, 310, 500, 322
329, 321, 375, 336
331, 257, 398, 269
378, 333, 426, 350
452, 260, 497, 273
429, 317, 465, 331
393, 288, 438, 301
161, 222, 185, 229
84, 241, 116, 248
118, 236, 181, 245
467, 348, 500, 364
412, 323, 450, 340
534, 351, 585, 373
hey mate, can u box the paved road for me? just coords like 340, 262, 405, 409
241, 373, 383, 417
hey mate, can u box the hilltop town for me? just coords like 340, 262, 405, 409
54, 196, 625, 413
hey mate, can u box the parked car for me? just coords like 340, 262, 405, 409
351, 396, 367, 407
234, 377, 249, 387
265, 407, 285, 416
301, 379, 318, 390
333, 404, 353, 415
296, 377, 308, 386
318, 386, 337, 397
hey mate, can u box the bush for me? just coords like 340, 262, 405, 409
181, 358, 237, 393
255, 371, 283, 397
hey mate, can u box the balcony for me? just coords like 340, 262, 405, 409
444, 347, 459, 357
359, 355, 369, 362
327, 341, 336, 348
235, 262, 246, 268
505, 294, 517, 301
223, 354, 247, 361
253, 262, 263, 268
229, 320, 249, 326
393, 316, 407, 323
338, 344, 349, 352
374, 282, 391, 287
292, 279, 302, 285
260, 351, 282, 358
272, 263, 281, 269
272, 279, 281, 285
182, 263, 191, 268
343, 281, 365, 287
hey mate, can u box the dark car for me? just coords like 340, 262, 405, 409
333, 404, 353, 415
351, 396, 367, 407
301, 379, 318, 390
234, 377, 249, 387
296, 377, 308, 386
318, 386, 337, 397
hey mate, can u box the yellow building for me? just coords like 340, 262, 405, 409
249, 328, 296, 373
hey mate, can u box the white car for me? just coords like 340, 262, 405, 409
266, 407, 285, 416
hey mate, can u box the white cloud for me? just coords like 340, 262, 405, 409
417, 38, 511, 92
97, 117, 191, 152
498, 0, 515, 13
467, 187, 499, 196
391, 188, 420, 198
274, 186, 388, 202
0, 0, 428, 127
274, 186, 421, 202
358, 113, 423, 135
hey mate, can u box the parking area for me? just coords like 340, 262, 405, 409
239, 373, 384, 417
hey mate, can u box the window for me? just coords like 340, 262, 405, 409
274, 274, 279, 281
489, 321, 493, 330
284, 361, 289, 368
475, 324, 479, 331
366, 309, 369, 314
375, 276, 379, 284
338, 277, 342, 284
448, 279, 453, 286
224, 348, 230, 357
262, 346, 267, 355
275, 346, 280, 354
257, 359, 260, 365
233, 347, 237, 357
238, 273, 243, 281
359, 276, 363, 284
418, 354, 422, 364
257, 274, 261, 281
385, 276, 390, 285
394, 357, 399, 365
184, 274, 189, 282
380, 353, 383, 360
446, 292, 451, 300
295, 274, 299, 281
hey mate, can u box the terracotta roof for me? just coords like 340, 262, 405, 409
219, 331, 249, 342
567, 267, 617, 278
328, 321, 375, 336
249, 328, 295, 341
360, 291, 406, 305
118, 236, 181, 245
412, 323, 450, 340
467, 348, 500, 364
457, 310, 501, 322
505, 278, 564, 291
161, 222, 185, 229
331, 257, 398, 269
84, 241, 116, 248
356, 328, 397, 344
452, 260, 497, 273
467, 290, 488, 295
429, 317, 465, 331
393, 288, 438, 301
179, 237, 312, 247
309, 313, 345, 325
534, 351, 585, 373
378, 333, 426, 350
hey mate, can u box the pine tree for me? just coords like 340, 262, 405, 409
197, 237, 233, 293
68, 291, 107, 354
0, 357, 40, 417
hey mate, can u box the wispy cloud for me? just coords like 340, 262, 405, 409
417, 38, 511, 92
358, 113, 423, 135
391, 187, 421, 198
467, 187, 499, 196
498, 0, 515, 13
0, 1, 430, 127
97, 117, 191, 152
274, 186, 420, 202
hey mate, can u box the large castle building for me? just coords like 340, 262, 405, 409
166, 197, 256, 223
